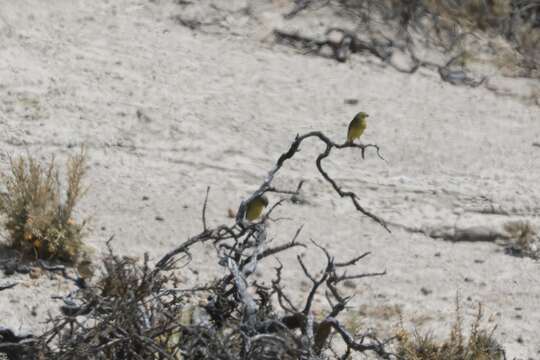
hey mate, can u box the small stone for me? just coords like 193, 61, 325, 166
464, 277, 473, 283
77, 260, 94, 279
420, 287, 432, 296
474, 259, 484, 264
142, 196, 149, 201
344, 98, 359, 105
291, 193, 309, 205
136, 109, 152, 123
4, 263, 16, 275
29, 267, 42, 279
16, 265, 31, 274
192, 306, 211, 326
155, 216, 164, 221
434, 252, 441, 257
343, 280, 357, 289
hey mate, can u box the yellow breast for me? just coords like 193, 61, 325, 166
347, 118, 367, 142
246, 197, 266, 221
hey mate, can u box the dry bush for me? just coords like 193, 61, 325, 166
30, 234, 392, 360
396, 302, 505, 360
419, 0, 540, 74
421, 0, 511, 31
34, 242, 185, 360
280, 0, 540, 79
503, 220, 540, 259
0, 150, 89, 263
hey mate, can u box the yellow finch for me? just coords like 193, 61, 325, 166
347, 112, 368, 143
245, 195, 269, 221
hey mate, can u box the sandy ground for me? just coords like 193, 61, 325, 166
1, 0, 540, 358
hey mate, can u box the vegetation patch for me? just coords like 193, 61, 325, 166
503, 220, 540, 259
396, 302, 505, 360
0, 150, 89, 263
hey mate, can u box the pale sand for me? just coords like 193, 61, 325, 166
0, 0, 539, 358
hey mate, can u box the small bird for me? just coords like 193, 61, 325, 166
347, 112, 368, 143
245, 195, 269, 221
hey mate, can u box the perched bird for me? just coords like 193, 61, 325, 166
245, 195, 269, 221
347, 112, 368, 143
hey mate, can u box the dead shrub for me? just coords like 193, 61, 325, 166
0, 149, 89, 263
293, 0, 540, 78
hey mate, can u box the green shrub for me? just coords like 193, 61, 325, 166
0, 150, 88, 263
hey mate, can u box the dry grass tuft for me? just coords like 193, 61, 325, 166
396, 301, 505, 360
0, 149, 89, 263
503, 220, 539, 259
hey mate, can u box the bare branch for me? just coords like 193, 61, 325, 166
335, 251, 371, 267
202, 186, 210, 231
0, 282, 17, 291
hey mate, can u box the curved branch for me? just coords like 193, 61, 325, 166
237, 131, 389, 232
